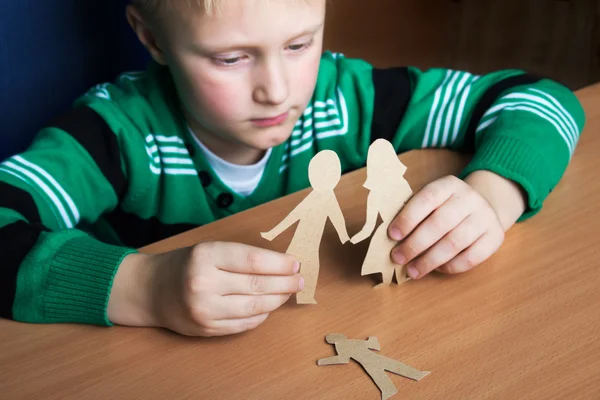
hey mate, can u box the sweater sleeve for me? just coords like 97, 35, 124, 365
0, 105, 137, 325
392, 68, 585, 220
316, 52, 585, 220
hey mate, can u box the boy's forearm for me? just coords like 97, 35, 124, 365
463, 170, 527, 231
107, 252, 160, 328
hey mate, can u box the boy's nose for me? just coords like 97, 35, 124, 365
253, 58, 289, 106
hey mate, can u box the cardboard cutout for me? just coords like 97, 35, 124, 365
318, 333, 430, 400
351, 139, 414, 286
261, 150, 350, 303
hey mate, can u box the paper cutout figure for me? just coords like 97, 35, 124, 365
261, 150, 350, 304
317, 333, 429, 400
351, 139, 414, 286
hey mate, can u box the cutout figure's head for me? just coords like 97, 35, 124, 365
363, 139, 407, 190
308, 150, 341, 191
325, 333, 346, 344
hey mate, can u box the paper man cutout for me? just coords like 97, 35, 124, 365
317, 334, 430, 400
261, 150, 350, 304
351, 139, 414, 286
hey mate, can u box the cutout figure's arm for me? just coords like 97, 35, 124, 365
351, 192, 379, 244
317, 355, 351, 366
328, 197, 350, 244
366, 336, 381, 351
261, 207, 302, 241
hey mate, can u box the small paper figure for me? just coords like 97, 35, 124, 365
261, 150, 350, 304
351, 139, 414, 286
317, 333, 430, 400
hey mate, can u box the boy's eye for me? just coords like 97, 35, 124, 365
288, 44, 305, 51
213, 55, 246, 66
287, 39, 313, 52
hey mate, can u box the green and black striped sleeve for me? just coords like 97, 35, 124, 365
315, 52, 586, 220
0, 106, 136, 325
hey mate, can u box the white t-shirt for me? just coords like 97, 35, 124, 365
190, 131, 271, 197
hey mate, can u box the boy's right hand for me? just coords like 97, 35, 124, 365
108, 242, 303, 337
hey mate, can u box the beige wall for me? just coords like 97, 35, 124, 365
323, 0, 598, 90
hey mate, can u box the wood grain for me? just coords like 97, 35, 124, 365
448, 0, 599, 90
1, 84, 600, 399
323, 0, 600, 90
323, 0, 457, 69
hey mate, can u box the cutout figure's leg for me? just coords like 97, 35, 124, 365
364, 367, 398, 400
381, 357, 430, 381
297, 258, 318, 304
394, 265, 410, 284
374, 266, 394, 288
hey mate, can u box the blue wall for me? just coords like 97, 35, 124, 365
0, 0, 149, 160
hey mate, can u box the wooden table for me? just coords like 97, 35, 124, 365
2, 85, 600, 400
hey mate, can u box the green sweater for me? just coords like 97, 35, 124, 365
0, 51, 585, 325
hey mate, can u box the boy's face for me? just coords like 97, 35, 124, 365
153, 0, 326, 155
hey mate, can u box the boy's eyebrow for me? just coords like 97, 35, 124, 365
288, 22, 325, 40
199, 22, 324, 53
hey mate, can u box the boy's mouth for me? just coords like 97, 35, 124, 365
251, 111, 289, 128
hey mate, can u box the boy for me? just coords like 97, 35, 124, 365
0, 0, 585, 336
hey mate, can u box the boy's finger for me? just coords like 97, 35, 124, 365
196, 242, 300, 275
391, 191, 471, 264
437, 230, 503, 275
220, 271, 304, 295
211, 294, 291, 319
201, 313, 270, 336
388, 176, 457, 241
403, 214, 485, 279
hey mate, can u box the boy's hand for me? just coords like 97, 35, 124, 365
388, 171, 526, 279
108, 242, 303, 337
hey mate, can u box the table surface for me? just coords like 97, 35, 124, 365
2, 84, 600, 400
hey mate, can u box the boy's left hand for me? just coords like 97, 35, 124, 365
388, 171, 526, 279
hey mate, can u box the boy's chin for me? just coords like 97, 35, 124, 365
244, 132, 292, 150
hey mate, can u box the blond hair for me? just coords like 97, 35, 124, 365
131, 0, 222, 16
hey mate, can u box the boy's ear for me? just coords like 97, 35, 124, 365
126, 5, 167, 66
